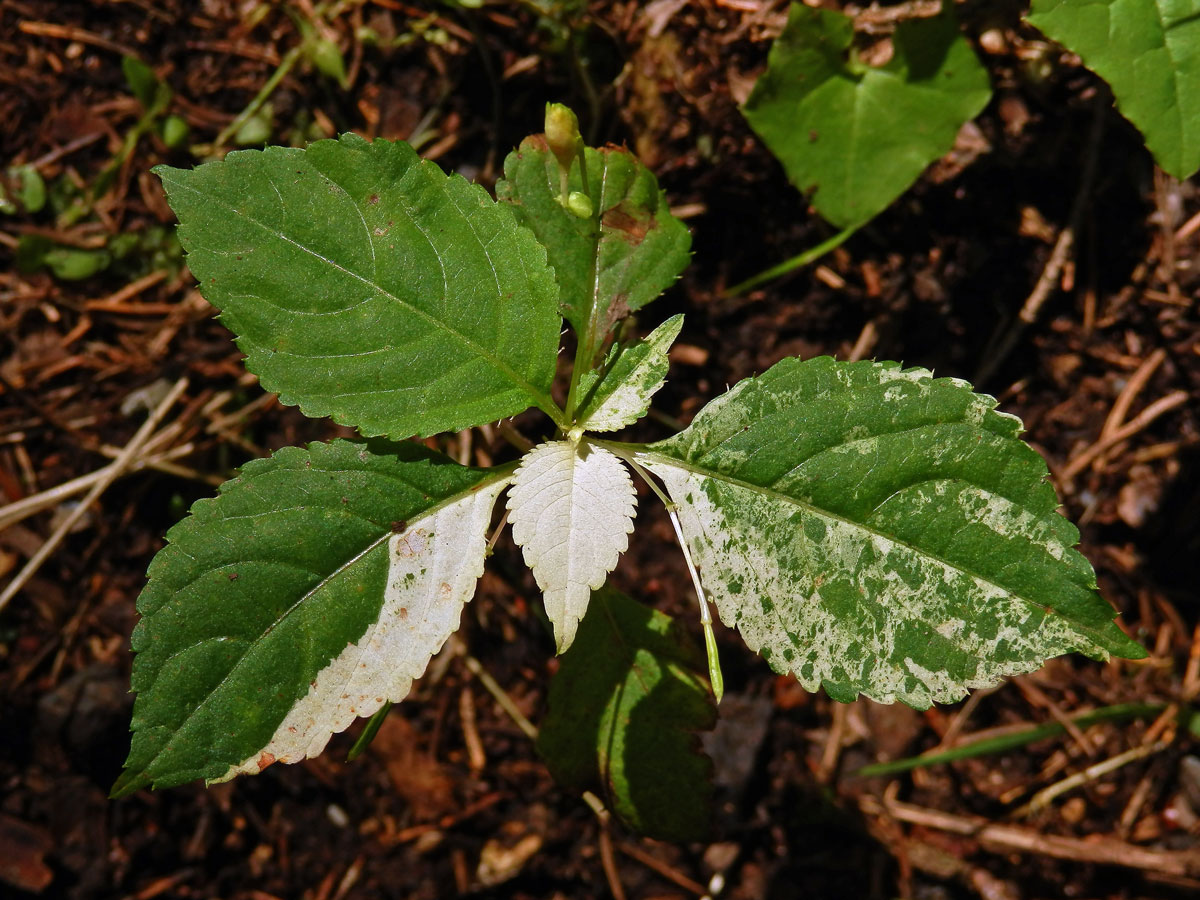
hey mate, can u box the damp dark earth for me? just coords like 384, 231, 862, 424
2, 2, 1199, 899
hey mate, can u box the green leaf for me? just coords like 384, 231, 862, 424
155, 134, 564, 438
507, 440, 637, 652
1026, 0, 1200, 179
122, 56, 164, 109
306, 37, 348, 86
3, 165, 47, 214
112, 440, 509, 796
635, 357, 1144, 709
496, 137, 690, 370
538, 586, 716, 841
742, 4, 992, 229
576, 314, 683, 433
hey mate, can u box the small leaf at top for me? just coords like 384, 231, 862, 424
156, 134, 563, 439
507, 440, 637, 652
538, 586, 716, 841
112, 440, 508, 796
576, 314, 684, 432
496, 137, 691, 370
1026, 0, 1200, 179
122, 56, 165, 109
637, 357, 1144, 709
742, 4, 992, 229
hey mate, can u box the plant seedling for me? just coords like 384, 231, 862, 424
112, 104, 1143, 837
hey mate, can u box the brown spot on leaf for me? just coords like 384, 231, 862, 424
524, 134, 550, 153
604, 296, 632, 333
368, 193, 380, 204
256, 752, 276, 771
602, 205, 652, 245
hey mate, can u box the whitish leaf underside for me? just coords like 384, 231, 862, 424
156, 134, 562, 438
507, 441, 637, 652
113, 441, 502, 796
217, 478, 508, 781
639, 357, 1142, 708
576, 314, 683, 432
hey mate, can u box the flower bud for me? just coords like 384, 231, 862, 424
565, 191, 593, 219
544, 102, 582, 171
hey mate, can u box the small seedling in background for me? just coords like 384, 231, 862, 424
735, 0, 1200, 294
112, 104, 1143, 839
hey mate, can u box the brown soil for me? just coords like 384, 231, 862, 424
2, 1, 1198, 898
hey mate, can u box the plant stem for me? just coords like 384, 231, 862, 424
208, 44, 304, 152
346, 702, 392, 761
562, 165, 602, 425
621, 452, 724, 703
722, 224, 858, 298
854, 702, 1175, 777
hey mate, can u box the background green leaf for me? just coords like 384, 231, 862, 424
496, 137, 691, 370
113, 440, 501, 796
537, 586, 716, 841
1027, 0, 1200, 179
638, 357, 1144, 709
157, 134, 564, 438
742, 4, 992, 229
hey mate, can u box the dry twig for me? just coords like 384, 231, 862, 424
0, 377, 189, 613
863, 795, 1200, 877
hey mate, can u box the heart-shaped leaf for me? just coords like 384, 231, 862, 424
743, 5, 992, 229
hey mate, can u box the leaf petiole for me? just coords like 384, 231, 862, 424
622, 452, 724, 703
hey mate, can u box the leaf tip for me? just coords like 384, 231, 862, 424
108, 768, 145, 799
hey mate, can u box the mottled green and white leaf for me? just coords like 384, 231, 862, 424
496, 138, 691, 368
1026, 0, 1200, 179
507, 440, 637, 652
576, 314, 683, 432
636, 357, 1143, 708
156, 134, 563, 438
742, 5, 992, 229
217, 476, 508, 782
112, 441, 508, 796
538, 586, 715, 841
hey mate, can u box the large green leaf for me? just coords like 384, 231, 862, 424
496, 138, 691, 372
742, 5, 992, 229
632, 358, 1144, 709
537, 586, 716, 841
156, 134, 563, 438
1027, 0, 1200, 179
113, 440, 509, 796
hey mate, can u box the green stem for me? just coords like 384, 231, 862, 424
563, 173, 603, 425
346, 702, 392, 761
209, 44, 304, 151
722, 224, 858, 298
855, 702, 1176, 778
616, 448, 724, 704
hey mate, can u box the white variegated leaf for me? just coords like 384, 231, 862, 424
637, 356, 1143, 708
507, 440, 637, 652
576, 315, 683, 432
216, 478, 509, 780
